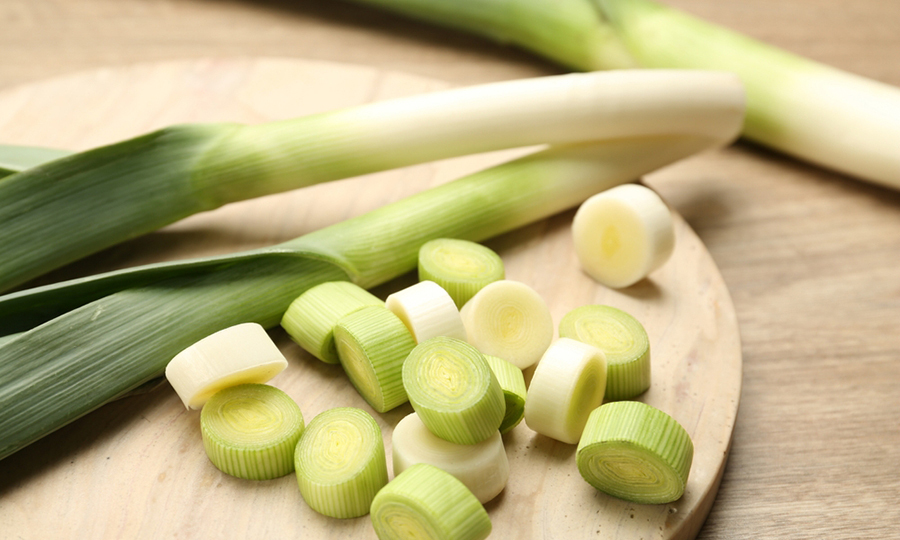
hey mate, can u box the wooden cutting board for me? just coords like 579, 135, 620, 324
0, 58, 741, 540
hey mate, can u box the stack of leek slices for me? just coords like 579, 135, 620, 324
162, 233, 696, 538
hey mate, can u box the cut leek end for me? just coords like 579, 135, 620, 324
483, 355, 527, 434
165, 322, 288, 409
392, 412, 509, 504
200, 383, 304, 480
572, 183, 674, 289
385, 280, 467, 343
577, 401, 693, 504
371, 463, 491, 540
460, 280, 554, 369
402, 337, 505, 445
281, 281, 383, 364
334, 305, 416, 413
294, 407, 388, 518
559, 305, 651, 401
524, 338, 607, 444
418, 238, 504, 309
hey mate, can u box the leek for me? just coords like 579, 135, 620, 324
0, 69, 743, 292
0, 145, 71, 179
417, 239, 505, 308
385, 280, 468, 343
200, 383, 305, 480
0, 78, 743, 459
346, 0, 900, 189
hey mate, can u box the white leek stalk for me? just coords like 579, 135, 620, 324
347, 0, 900, 189
572, 183, 674, 288
483, 355, 527, 434
334, 306, 417, 413
577, 400, 693, 504
524, 338, 607, 444
165, 323, 288, 409
402, 337, 505, 445
281, 281, 383, 364
370, 463, 492, 540
392, 412, 509, 504
558, 305, 651, 401
385, 280, 467, 343
459, 280, 554, 370
417, 239, 505, 308
200, 383, 305, 480
295, 407, 389, 518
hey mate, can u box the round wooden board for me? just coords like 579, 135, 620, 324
0, 58, 741, 540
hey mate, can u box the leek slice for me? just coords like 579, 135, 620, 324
572, 183, 674, 288
294, 407, 388, 518
483, 355, 527, 434
417, 239, 504, 308
334, 306, 417, 413
165, 322, 288, 409
370, 463, 491, 540
459, 280, 554, 369
200, 383, 304, 480
576, 401, 693, 504
402, 337, 505, 445
281, 281, 384, 364
559, 305, 651, 401
385, 280, 467, 343
524, 338, 607, 444
392, 412, 509, 504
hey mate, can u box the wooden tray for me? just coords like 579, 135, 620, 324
0, 58, 742, 540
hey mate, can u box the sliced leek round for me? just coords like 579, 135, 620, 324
418, 238, 504, 308
483, 355, 526, 434
559, 305, 651, 401
281, 281, 383, 364
392, 412, 509, 504
385, 280, 467, 343
370, 463, 492, 540
200, 383, 304, 480
577, 401, 693, 504
334, 306, 417, 413
294, 407, 389, 518
402, 337, 505, 445
459, 280, 554, 369
165, 322, 288, 409
524, 338, 607, 444
572, 183, 675, 289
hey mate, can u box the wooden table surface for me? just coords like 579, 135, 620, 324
1, 1, 898, 538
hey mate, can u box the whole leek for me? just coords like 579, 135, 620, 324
0, 69, 741, 292
346, 0, 900, 190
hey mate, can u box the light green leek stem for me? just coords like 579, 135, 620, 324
483, 355, 527, 434
0, 135, 723, 460
0, 145, 72, 179
417, 239, 504, 308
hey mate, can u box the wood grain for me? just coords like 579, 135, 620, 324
0, 59, 740, 539
0, 1, 899, 539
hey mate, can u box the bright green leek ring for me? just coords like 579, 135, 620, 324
576, 401, 693, 504
281, 281, 384, 364
200, 383, 305, 480
418, 238, 504, 308
483, 355, 526, 434
334, 306, 416, 413
370, 463, 491, 540
294, 407, 388, 518
402, 337, 505, 445
559, 305, 651, 401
